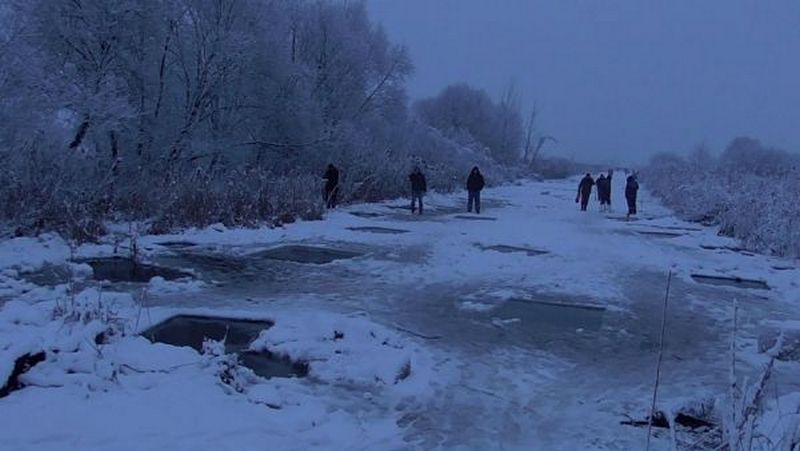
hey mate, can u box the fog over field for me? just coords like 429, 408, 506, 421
368, 0, 800, 164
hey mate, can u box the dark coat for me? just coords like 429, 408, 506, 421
596, 175, 608, 199
323, 166, 339, 191
625, 176, 639, 199
409, 171, 427, 193
578, 175, 594, 196
467, 169, 485, 192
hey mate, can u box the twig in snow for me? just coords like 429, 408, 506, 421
727, 300, 739, 451
646, 270, 672, 450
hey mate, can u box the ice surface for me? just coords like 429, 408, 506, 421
346, 226, 410, 234
83, 257, 193, 283
1, 177, 799, 449
251, 245, 361, 265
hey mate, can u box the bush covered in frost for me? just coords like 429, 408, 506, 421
0, 0, 536, 241
642, 137, 800, 257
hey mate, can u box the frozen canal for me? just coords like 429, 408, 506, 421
1, 177, 799, 450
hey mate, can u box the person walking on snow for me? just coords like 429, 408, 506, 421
605, 169, 614, 209
625, 174, 639, 219
323, 163, 340, 209
576, 173, 595, 211
466, 166, 485, 214
596, 174, 608, 212
409, 166, 427, 215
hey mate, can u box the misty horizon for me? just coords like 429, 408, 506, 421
368, 0, 800, 165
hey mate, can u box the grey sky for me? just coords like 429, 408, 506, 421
367, 1, 800, 164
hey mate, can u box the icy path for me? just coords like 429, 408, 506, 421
2, 177, 799, 450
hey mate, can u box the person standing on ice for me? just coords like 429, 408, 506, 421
322, 163, 340, 209
466, 166, 485, 214
576, 173, 595, 211
625, 174, 639, 219
409, 166, 427, 215
595, 174, 608, 212
605, 169, 613, 209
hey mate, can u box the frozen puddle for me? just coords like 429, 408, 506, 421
347, 226, 410, 234
252, 245, 360, 264
691, 274, 770, 290
84, 257, 193, 283
490, 298, 605, 332
143, 315, 308, 378
454, 215, 497, 221
480, 244, 549, 256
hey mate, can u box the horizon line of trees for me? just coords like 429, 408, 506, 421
0, 0, 554, 241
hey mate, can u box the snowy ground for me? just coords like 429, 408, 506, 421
1, 177, 799, 450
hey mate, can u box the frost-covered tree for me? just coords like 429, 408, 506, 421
413, 83, 525, 163
0, 0, 519, 239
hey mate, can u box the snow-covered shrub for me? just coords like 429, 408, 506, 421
201, 338, 255, 395
0, 289, 137, 397
642, 138, 800, 257
249, 312, 431, 391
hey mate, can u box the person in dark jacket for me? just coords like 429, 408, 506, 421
576, 173, 594, 211
595, 174, 608, 212
409, 166, 427, 214
466, 166, 485, 214
605, 170, 613, 209
323, 164, 340, 209
625, 174, 639, 219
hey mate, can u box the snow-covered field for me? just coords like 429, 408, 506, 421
1, 177, 799, 450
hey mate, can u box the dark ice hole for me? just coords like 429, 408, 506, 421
165, 252, 248, 274
83, 257, 193, 283
700, 244, 748, 253
640, 224, 702, 232
636, 231, 683, 238
621, 412, 714, 430
492, 299, 605, 331
19, 264, 72, 286
347, 226, 410, 234
239, 351, 309, 379
691, 274, 769, 290
349, 211, 384, 218
155, 241, 198, 248
143, 315, 307, 379
252, 245, 360, 265
481, 244, 549, 256
455, 215, 497, 221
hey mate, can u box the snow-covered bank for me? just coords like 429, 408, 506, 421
0, 289, 440, 450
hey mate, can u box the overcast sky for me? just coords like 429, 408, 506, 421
367, 1, 800, 164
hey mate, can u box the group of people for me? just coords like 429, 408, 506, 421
322, 164, 486, 215
324, 163, 639, 219
577, 171, 640, 218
